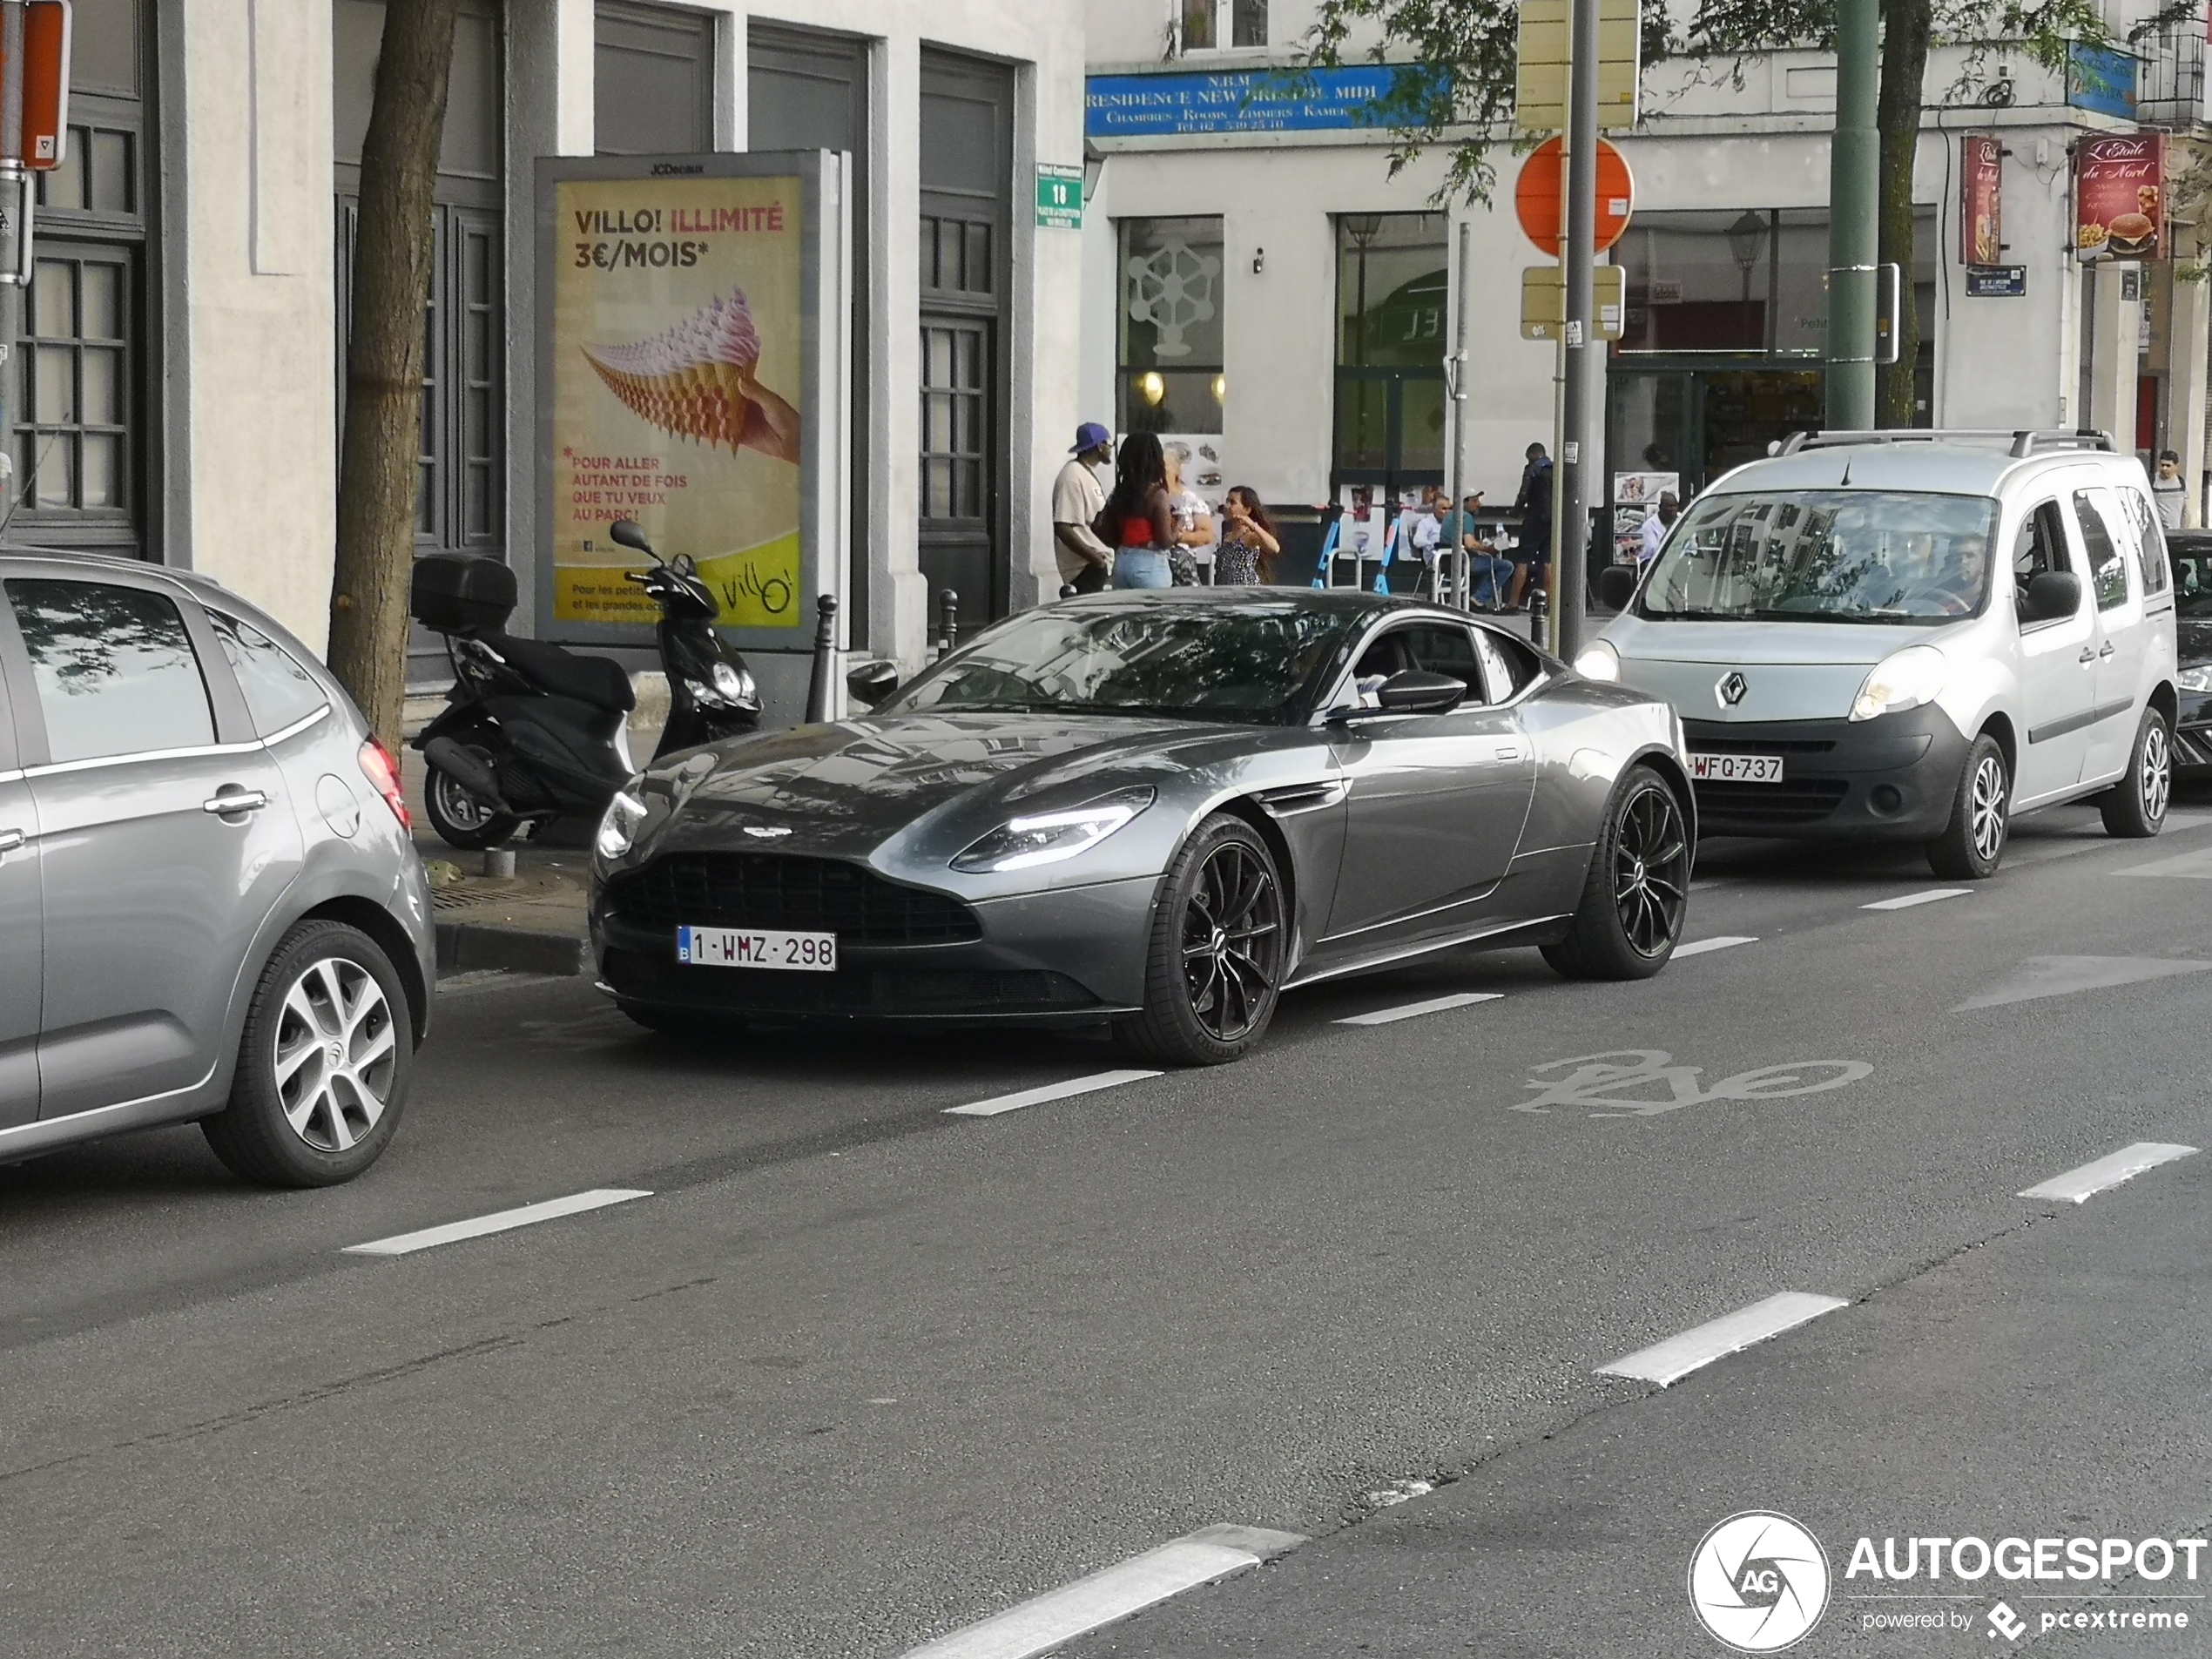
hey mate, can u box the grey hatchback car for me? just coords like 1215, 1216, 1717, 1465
0, 551, 434, 1185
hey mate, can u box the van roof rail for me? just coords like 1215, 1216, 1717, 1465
1775, 428, 2116, 458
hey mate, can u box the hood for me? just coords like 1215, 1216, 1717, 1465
646, 711, 1241, 858
1597, 616, 1940, 667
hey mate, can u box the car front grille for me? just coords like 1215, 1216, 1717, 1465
2175, 723, 2212, 769
601, 948, 1094, 1018
1693, 778, 1851, 826
605, 853, 982, 945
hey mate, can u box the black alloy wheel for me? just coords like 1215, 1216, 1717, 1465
1542, 765, 1690, 981
1119, 814, 1286, 1065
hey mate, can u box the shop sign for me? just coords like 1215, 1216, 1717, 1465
1961, 135, 2002, 266
2066, 43, 2138, 120
2075, 134, 2166, 263
1965, 266, 2027, 298
1035, 163, 1083, 229
1084, 64, 1433, 138
537, 152, 844, 647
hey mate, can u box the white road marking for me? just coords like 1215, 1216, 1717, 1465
2158, 811, 2212, 832
2018, 1143, 2198, 1204
899, 1524, 1307, 1659
943, 1069, 1161, 1117
1596, 1291, 1850, 1386
1335, 990, 1504, 1026
2116, 845, 2212, 880
1673, 934, 1757, 958
1955, 954, 2212, 1011
344, 1189, 652, 1257
1861, 887, 1972, 911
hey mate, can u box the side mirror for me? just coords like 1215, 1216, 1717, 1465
2021, 570, 2080, 624
846, 659, 901, 710
1595, 565, 1638, 611
1375, 670, 1469, 715
608, 518, 654, 556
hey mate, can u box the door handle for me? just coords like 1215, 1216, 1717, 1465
0, 828, 22, 853
2098, 640, 2116, 658
203, 790, 271, 815
2079, 646, 2098, 663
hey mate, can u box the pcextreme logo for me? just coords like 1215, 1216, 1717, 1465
1689, 1512, 1831, 1653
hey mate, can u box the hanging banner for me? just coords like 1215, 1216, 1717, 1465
2075, 134, 2166, 263
536, 152, 846, 647
1961, 134, 2003, 266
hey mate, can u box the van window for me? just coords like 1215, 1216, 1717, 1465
2073, 490, 2131, 611
2114, 487, 2170, 597
1639, 490, 2000, 625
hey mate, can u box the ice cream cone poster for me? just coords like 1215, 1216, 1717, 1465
550, 172, 805, 628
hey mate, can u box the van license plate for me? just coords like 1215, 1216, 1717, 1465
1690, 753, 1784, 784
678, 926, 838, 972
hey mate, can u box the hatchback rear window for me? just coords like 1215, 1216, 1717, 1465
6, 578, 217, 764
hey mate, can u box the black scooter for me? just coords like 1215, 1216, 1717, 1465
410, 519, 761, 850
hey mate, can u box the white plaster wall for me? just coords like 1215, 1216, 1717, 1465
177, 0, 339, 651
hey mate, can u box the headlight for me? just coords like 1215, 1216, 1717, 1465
1573, 639, 1622, 682
691, 661, 758, 709
951, 786, 1155, 873
1850, 644, 1947, 722
2179, 664, 2212, 693
595, 785, 648, 860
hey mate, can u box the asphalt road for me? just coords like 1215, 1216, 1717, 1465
3, 789, 2209, 1658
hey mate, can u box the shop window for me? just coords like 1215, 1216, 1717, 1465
1180, 0, 1268, 51
1332, 213, 1447, 487
1118, 216, 1225, 436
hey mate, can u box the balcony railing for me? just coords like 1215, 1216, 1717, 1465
2137, 26, 2205, 125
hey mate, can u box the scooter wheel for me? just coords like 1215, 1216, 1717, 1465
424, 759, 520, 851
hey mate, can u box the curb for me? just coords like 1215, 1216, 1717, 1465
435, 919, 590, 978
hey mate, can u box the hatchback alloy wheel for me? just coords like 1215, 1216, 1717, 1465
274, 957, 399, 1153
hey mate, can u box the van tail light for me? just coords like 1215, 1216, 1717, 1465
359, 738, 411, 830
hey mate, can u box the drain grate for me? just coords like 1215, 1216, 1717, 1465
430, 879, 530, 912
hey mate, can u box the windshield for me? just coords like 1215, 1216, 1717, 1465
884, 601, 1361, 723
1640, 490, 2002, 625
2175, 543, 2212, 619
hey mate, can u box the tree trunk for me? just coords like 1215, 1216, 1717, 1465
329, 0, 460, 748
1875, 0, 1932, 428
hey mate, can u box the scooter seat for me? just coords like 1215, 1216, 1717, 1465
489, 633, 637, 713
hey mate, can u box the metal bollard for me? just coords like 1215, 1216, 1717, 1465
482, 848, 516, 879
1059, 583, 1077, 600
803, 592, 839, 723
1528, 585, 1548, 647
935, 588, 960, 660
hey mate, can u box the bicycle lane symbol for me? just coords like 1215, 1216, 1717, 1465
1513, 1049, 1873, 1118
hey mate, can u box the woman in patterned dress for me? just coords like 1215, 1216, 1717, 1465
1215, 487, 1281, 585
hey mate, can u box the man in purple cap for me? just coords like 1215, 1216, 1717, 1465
1053, 421, 1115, 593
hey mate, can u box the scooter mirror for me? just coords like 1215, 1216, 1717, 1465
608, 518, 655, 556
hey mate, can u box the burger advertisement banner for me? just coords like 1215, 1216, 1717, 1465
1961, 135, 2002, 266
2075, 134, 2166, 263
537, 152, 844, 646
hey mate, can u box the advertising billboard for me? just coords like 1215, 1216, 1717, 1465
536, 152, 846, 649
2075, 134, 2165, 263
1961, 135, 2002, 267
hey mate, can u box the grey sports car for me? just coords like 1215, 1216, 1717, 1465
590, 590, 1696, 1065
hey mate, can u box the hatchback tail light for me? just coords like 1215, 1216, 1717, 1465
359, 738, 411, 830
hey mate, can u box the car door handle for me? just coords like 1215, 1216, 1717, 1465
1494, 743, 1527, 762
2098, 640, 2116, 658
0, 828, 22, 853
2079, 646, 2098, 663
203, 789, 271, 815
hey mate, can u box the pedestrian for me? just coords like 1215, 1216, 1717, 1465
1052, 421, 1115, 593
1638, 490, 1681, 569
1163, 442, 1215, 584
2152, 448, 2187, 529
1094, 432, 1177, 590
1216, 486, 1280, 584
1509, 442, 1554, 610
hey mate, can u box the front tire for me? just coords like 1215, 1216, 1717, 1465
1925, 732, 2009, 879
202, 921, 413, 1188
1541, 765, 1689, 981
2099, 706, 2171, 839
424, 753, 518, 851
1116, 814, 1286, 1066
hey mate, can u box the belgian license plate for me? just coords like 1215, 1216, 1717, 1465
1690, 752, 1785, 785
678, 926, 838, 972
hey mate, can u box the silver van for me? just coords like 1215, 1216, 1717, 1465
1578, 431, 2180, 877
0, 551, 435, 1185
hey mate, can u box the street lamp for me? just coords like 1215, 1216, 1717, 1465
1727, 210, 1766, 347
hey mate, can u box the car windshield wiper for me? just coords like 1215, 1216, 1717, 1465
1642, 606, 1746, 621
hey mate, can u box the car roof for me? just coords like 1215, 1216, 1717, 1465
1703, 442, 2143, 501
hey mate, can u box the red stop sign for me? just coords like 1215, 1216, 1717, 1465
1515, 138, 1635, 257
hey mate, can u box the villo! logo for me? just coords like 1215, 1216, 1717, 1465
1689, 1512, 1831, 1652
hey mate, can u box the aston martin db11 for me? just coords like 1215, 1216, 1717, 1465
590, 590, 1696, 1064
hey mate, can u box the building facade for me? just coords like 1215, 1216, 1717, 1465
72, 0, 1089, 718
1082, 0, 2212, 575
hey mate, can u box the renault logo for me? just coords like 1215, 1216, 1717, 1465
1716, 671, 1750, 708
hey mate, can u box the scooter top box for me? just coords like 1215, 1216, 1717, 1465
410, 554, 516, 633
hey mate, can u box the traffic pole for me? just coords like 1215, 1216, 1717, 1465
1825, 0, 1879, 430
1447, 219, 1472, 609
1555, 0, 1599, 663
0, 0, 25, 529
